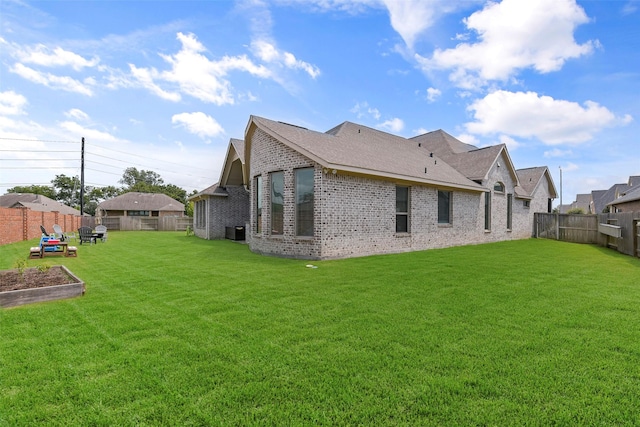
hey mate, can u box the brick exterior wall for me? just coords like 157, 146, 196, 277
0, 207, 82, 246
249, 129, 321, 258
612, 199, 640, 213
195, 186, 250, 240
246, 129, 552, 260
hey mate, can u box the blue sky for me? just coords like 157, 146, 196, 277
1, 0, 638, 206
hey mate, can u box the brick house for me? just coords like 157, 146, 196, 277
189, 139, 250, 240
608, 185, 640, 213
96, 192, 185, 219
193, 115, 557, 260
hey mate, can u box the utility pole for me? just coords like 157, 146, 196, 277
80, 137, 85, 217
559, 166, 563, 213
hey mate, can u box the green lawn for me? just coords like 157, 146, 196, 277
1, 233, 639, 426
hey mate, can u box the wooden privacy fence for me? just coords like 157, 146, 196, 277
100, 216, 193, 232
534, 212, 640, 258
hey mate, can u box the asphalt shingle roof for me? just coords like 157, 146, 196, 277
248, 116, 484, 192
608, 185, 640, 205
98, 192, 184, 211
0, 193, 81, 215
188, 183, 228, 201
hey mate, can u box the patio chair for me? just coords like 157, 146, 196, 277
52, 224, 66, 242
95, 225, 108, 242
40, 225, 50, 236
78, 226, 95, 245
53, 224, 77, 242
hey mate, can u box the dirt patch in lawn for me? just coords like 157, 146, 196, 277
0, 266, 75, 292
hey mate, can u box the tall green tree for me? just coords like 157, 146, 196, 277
51, 174, 80, 206
119, 167, 164, 189
6, 185, 56, 199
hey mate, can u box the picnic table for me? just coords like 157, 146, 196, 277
29, 238, 77, 258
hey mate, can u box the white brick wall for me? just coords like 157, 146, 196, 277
249, 129, 551, 259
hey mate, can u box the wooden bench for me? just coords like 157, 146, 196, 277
29, 247, 42, 259
67, 246, 78, 257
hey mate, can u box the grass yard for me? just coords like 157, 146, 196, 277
1, 232, 640, 425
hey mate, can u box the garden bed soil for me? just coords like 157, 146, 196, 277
0, 266, 85, 308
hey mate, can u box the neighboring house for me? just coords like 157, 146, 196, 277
590, 190, 608, 215
560, 193, 593, 213
0, 193, 81, 216
188, 139, 250, 240
607, 176, 640, 213
575, 175, 640, 214
608, 186, 640, 212
194, 115, 557, 260
96, 192, 185, 219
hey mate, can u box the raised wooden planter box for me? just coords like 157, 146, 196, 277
0, 266, 85, 308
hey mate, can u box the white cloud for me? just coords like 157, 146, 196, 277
378, 117, 404, 133
455, 133, 479, 146
251, 40, 321, 79
426, 87, 441, 103
171, 112, 225, 140
465, 90, 630, 145
622, 0, 639, 15
498, 134, 521, 150
0, 91, 28, 115
59, 121, 126, 144
351, 101, 380, 120
562, 162, 579, 172
10, 63, 94, 96
381, 0, 439, 49
130, 32, 275, 105
64, 109, 90, 122
544, 148, 573, 158
14, 44, 99, 71
129, 64, 181, 102
416, 0, 595, 89
281, 0, 468, 50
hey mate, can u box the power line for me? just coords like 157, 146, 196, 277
2, 166, 78, 170
86, 143, 213, 173
0, 158, 78, 162
0, 137, 78, 144
2, 136, 213, 174
0, 149, 78, 153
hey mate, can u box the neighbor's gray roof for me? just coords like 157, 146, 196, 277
627, 176, 640, 187
188, 183, 228, 201
98, 192, 184, 211
574, 193, 593, 212
590, 190, 608, 214
608, 185, 640, 206
598, 183, 629, 210
0, 193, 81, 215
245, 116, 484, 192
